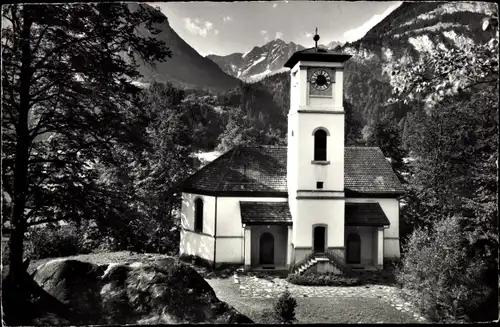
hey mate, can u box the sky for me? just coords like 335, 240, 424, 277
152, 1, 402, 56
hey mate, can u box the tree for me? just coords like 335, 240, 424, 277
397, 215, 492, 322
273, 288, 297, 324
344, 101, 363, 146
391, 35, 498, 321
363, 111, 409, 184
2, 3, 171, 281
390, 7, 498, 109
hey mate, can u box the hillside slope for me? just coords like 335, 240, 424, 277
128, 3, 240, 92
207, 39, 305, 82
258, 2, 497, 126
341, 1, 497, 123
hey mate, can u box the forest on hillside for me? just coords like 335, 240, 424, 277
1, 2, 498, 325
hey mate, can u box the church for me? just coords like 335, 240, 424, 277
179, 34, 404, 274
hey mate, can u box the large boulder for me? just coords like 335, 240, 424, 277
32, 257, 252, 325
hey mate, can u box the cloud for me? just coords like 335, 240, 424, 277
214, 29, 219, 35
301, 32, 313, 38
184, 18, 214, 37
260, 30, 269, 41
223, 16, 232, 22
273, 3, 278, 8
342, 2, 402, 42
275, 31, 284, 39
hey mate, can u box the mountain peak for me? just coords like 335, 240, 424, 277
208, 40, 305, 82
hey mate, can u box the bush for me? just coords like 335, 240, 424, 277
25, 224, 90, 260
273, 288, 297, 324
395, 216, 493, 322
286, 272, 361, 286
80, 216, 180, 255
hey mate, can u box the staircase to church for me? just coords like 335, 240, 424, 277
292, 250, 352, 275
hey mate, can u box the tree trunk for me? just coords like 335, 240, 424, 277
8, 7, 33, 281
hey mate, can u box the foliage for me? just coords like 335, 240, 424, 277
363, 110, 409, 183
24, 224, 90, 260
403, 89, 498, 228
286, 273, 361, 287
390, 8, 498, 109
344, 101, 364, 146
2, 3, 171, 277
257, 72, 290, 117
391, 11, 499, 322
273, 288, 297, 324
216, 102, 286, 152
395, 216, 493, 322
85, 82, 196, 254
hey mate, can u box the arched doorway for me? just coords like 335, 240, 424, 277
313, 226, 326, 253
259, 232, 274, 265
346, 233, 361, 264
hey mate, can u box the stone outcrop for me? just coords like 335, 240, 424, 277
29, 257, 252, 325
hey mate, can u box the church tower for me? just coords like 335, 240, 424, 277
284, 30, 352, 265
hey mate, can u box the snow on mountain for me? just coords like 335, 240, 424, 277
207, 39, 305, 82
208, 38, 345, 82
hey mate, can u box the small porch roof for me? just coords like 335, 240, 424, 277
240, 201, 292, 225
345, 203, 391, 227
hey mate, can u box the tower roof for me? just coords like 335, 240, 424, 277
284, 47, 352, 68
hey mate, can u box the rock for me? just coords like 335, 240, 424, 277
33, 259, 106, 323
32, 258, 253, 325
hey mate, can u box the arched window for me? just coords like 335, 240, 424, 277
314, 129, 328, 161
194, 198, 203, 233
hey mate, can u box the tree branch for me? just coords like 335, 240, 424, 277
31, 24, 49, 56
26, 217, 64, 227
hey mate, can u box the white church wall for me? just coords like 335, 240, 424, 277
215, 237, 243, 264
293, 198, 345, 248
294, 113, 345, 191
215, 196, 288, 263
180, 192, 216, 235
287, 112, 299, 243
179, 192, 216, 262
345, 197, 400, 258
180, 229, 214, 263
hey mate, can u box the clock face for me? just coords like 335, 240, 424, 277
310, 69, 332, 91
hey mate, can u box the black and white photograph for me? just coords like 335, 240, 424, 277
1, 0, 498, 325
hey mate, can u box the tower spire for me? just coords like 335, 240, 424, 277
313, 27, 320, 50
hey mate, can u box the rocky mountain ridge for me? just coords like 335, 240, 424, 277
207, 39, 344, 82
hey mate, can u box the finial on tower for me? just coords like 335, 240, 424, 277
313, 27, 320, 50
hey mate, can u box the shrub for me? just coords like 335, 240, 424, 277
286, 272, 361, 286
25, 224, 90, 260
395, 216, 493, 322
273, 288, 297, 324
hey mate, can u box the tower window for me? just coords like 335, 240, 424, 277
316, 182, 324, 189
314, 129, 327, 161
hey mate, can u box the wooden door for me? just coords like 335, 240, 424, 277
313, 226, 326, 253
259, 232, 274, 265
346, 233, 361, 264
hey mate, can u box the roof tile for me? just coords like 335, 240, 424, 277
182, 146, 404, 195
345, 203, 391, 226
240, 201, 292, 225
